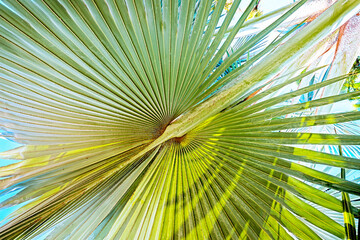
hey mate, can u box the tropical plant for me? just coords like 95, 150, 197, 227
0, 0, 360, 239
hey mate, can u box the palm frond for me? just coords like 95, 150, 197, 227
1, 0, 360, 239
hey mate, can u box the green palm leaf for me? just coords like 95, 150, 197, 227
1, 0, 360, 239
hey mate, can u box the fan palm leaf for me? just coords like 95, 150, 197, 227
0, 0, 360, 239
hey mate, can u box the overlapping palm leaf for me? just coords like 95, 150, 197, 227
1, 0, 360, 239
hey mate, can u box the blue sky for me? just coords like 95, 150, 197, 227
0, 138, 21, 226
0, 138, 21, 166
